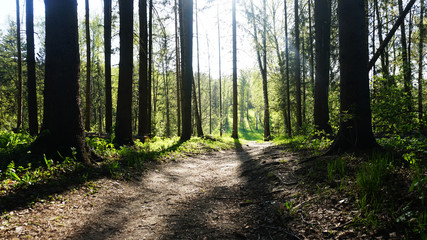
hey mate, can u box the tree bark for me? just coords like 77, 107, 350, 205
85, 0, 91, 131
175, 0, 181, 136
180, 0, 193, 141
139, 0, 149, 138
295, 0, 302, 130
313, 0, 332, 134
114, 0, 134, 146
104, 0, 112, 134
328, 0, 377, 153
231, 0, 238, 139
16, 0, 22, 130
284, 0, 292, 137
217, 3, 223, 137
398, 0, 412, 111
418, 0, 424, 124
26, 0, 38, 136
147, 0, 153, 138
32, 0, 89, 163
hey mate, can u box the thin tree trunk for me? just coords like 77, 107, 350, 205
139, 0, 148, 137
295, 0, 302, 130
308, 0, 314, 94
147, 0, 153, 137
284, 0, 291, 137
192, 77, 203, 137
207, 35, 212, 134
217, 3, 223, 137
115, 0, 134, 146
26, 0, 38, 136
418, 0, 424, 123
231, 0, 238, 139
16, 0, 22, 130
398, 0, 412, 111
195, 0, 202, 121
104, 0, 112, 134
85, 0, 91, 131
175, 0, 181, 136
302, 38, 306, 123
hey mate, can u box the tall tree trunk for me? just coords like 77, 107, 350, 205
231, 0, 238, 139
308, 0, 315, 94
16, 0, 22, 130
175, 0, 181, 136
313, 0, 332, 134
295, 0, 302, 130
329, 0, 377, 153
284, 0, 292, 137
262, 0, 270, 141
139, 0, 149, 138
398, 0, 412, 111
32, 0, 89, 163
114, 0, 134, 146
26, 0, 38, 136
104, 0, 112, 134
180, 0, 193, 141
195, 0, 202, 121
147, 0, 153, 137
217, 3, 223, 137
85, 0, 91, 131
419, 0, 424, 124
207, 35, 212, 134
302, 38, 306, 123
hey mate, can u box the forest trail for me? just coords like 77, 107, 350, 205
1, 141, 305, 239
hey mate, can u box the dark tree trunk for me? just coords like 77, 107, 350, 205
192, 77, 203, 137
262, 0, 270, 141
294, 0, 302, 130
16, 0, 22, 130
85, 0, 91, 131
139, 0, 149, 138
313, 0, 332, 134
419, 0, 424, 124
231, 0, 238, 139
308, 0, 314, 94
328, 0, 377, 153
32, 0, 89, 163
26, 0, 38, 136
175, 0, 181, 136
180, 0, 193, 141
104, 0, 112, 134
147, 0, 153, 137
114, 0, 134, 146
398, 0, 412, 111
195, 0, 202, 122
284, 0, 292, 137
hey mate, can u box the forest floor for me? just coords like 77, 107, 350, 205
0, 141, 410, 239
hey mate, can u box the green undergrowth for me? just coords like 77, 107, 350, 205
0, 131, 235, 212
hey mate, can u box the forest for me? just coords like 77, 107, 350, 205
0, 0, 426, 239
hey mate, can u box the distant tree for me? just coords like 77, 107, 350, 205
313, 0, 332, 135
180, 0, 193, 141
328, 0, 377, 153
26, 0, 38, 136
114, 0, 134, 146
32, 0, 89, 163
84, 0, 91, 131
217, 3, 223, 137
16, 0, 22, 130
104, 0, 112, 134
231, 0, 238, 139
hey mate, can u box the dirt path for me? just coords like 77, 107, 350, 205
1, 141, 304, 239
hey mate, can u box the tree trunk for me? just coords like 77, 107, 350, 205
308, 0, 314, 95
175, 0, 181, 136
398, 0, 412, 111
328, 0, 377, 153
284, 0, 292, 137
195, 0, 202, 122
207, 35, 212, 134
32, 0, 89, 163
231, 0, 238, 139
26, 0, 38, 136
16, 0, 22, 130
114, 0, 134, 146
139, 0, 149, 138
84, 0, 91, 131
180, 0, 193, 141
217, 3, 223, 137
147, 0, 153, 137
418, 0, 424, 124
192, 77, 203, 137
313, 0, 332, 134
294, 0, 302, 130
104, 0, 112, 134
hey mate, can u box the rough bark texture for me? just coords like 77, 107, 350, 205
84, 0, 91, 131
231, 0, 238, 139
32, 0, 89, 163
139, 0, 149, 138
328, 0, 377, 153
104, 0, 112, 134
26, 0, 38, 136
114, 0, 134, 146
180, 0, 193, 141
313, 0, 332, 135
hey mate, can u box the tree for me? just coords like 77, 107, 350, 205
114, 0, 134, 146
328, 0, 377, 153
104, 0, 113, 134
294, 0, 302, 130
313, 0, 332, 135
398, 0, 412, 111
16, 0, 22, 130
147, 0, 153, 137
31, 0, 89, 163
231, 0, 238, 139
284, 0, 291, 136
180, 0, 193, 141
139, 0, 149, 138
418, 0, 424, 124
174, 0, 181, 136
84, 0, 91, 131
26, 0, 38, 136
217, 3, 223, 137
